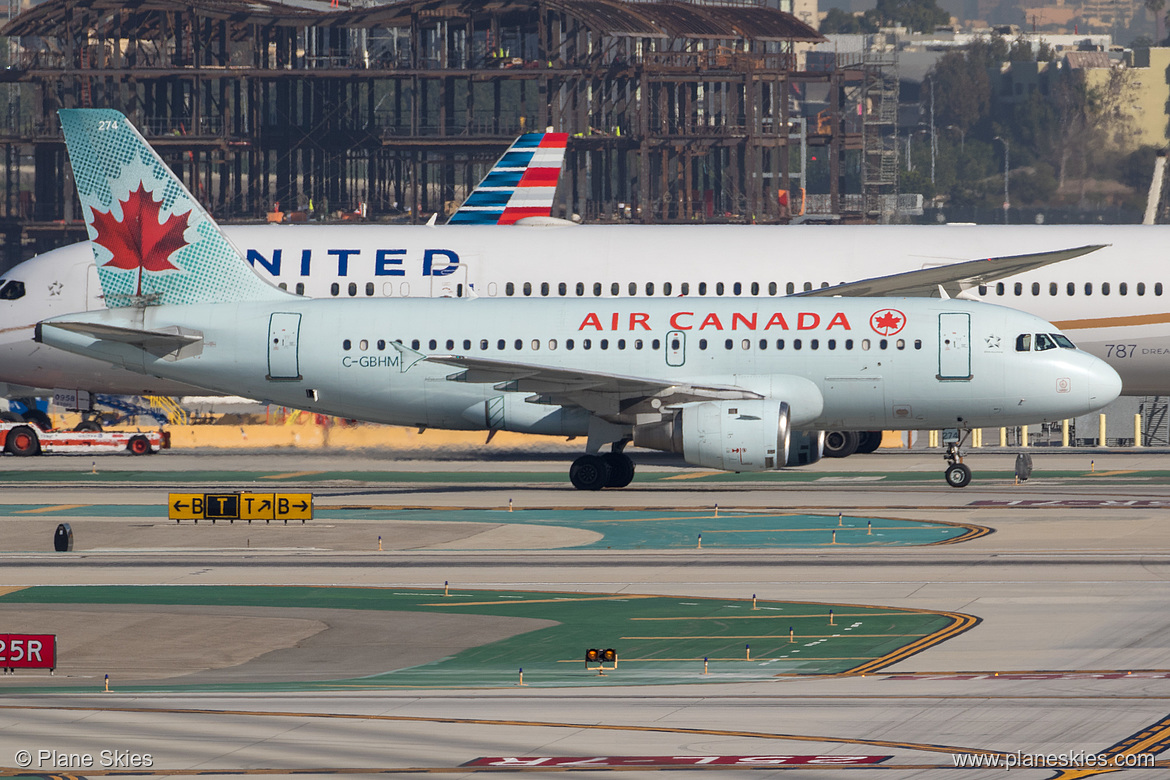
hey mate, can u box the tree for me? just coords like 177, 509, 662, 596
926, 51, 992, 136
819, 8, 875, 33
865, 0, 950, 32
1145, 0, 1166, 43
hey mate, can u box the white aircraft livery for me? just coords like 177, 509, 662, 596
33, 109, 1122, 488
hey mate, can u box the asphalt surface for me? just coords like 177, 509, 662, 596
1, 449, 1168, 778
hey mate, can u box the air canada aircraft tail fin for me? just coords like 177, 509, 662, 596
59, 108, 289, 308
448, 131, 568, 225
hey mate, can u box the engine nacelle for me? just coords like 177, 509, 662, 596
633, 399, 791, 472
786, 430, 824, 467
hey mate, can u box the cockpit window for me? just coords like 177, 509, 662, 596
1051, 333, 1076, 349
1034, 333, 1057, 351
0, 280, 25, 300
1015, 334, 1031, 352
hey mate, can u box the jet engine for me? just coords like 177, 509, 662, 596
786, 429, 824, 467
633, 399, 790, 471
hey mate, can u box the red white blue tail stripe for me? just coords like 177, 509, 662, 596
448, 133, 568, 225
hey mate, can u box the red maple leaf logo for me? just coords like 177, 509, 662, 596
90, 183, 190, 296
870, 308, 906, 336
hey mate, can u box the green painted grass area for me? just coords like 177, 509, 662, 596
0, 585, 964, 691
0, 506, 981, 548
0, 468, 1161, 485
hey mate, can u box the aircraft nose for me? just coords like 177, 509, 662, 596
1086, 355, 1122, 408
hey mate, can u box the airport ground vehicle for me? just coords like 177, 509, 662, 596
0, 421, 168, 456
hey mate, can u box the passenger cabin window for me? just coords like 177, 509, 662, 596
751, 282, 759, 295
348, 282, 357, 296
330, 282, 340, 296
1102, 282, 1110, 295
593, 282, 602, 296
1013, 282, 1022, 296
716, 282, 725, 295
628, 282, 636, 296
1016, 334, 1032, 351
523, 282, 532, 296
699, 282, 707, 295
733, 282, 742, 295
295, 282, 305, 295
366, 282, 375, 296
978, 285, 987, 296
575, 282, 584, 296
1138, 282, 1147, 295
996, 283, 1005, 296
1084, 282, 1093, 296
540, 282, 549, 296
1158, 283, 1164, 296
646, 282, 655, 296
768, 282, 777, 295
1049, 282, 1057, 296
1031, 282, 1040, 296
680, 282, 689, 295
663, 282, 672, 296
786, 282, 795, 295
559, 282, 568, 296
611, 282, 620, 296
1067, 282, 1075, 296
506, 282, 515, 296
1119, 282, 1128, 295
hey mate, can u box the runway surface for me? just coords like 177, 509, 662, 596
1, 450, 1169, 778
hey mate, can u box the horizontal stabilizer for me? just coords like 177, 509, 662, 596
797, 244, 1107, 298
40, 320, 202, 358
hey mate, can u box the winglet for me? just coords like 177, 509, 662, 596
448, 132, 568, 225
60, 109, 289, 308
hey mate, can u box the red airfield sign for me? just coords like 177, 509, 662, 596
0, 634, 56, 669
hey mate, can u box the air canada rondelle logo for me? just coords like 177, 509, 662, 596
869, 308, 906, 336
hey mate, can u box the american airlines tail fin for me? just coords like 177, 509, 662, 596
448, 132, 568, 225
60, 108, 288, 308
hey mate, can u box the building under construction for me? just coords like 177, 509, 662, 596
0, 0, 895, 268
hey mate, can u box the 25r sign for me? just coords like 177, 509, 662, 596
0, 633, 56, 670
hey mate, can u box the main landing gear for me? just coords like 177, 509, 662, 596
569, 441, 636, 491
943, 428, 973, 488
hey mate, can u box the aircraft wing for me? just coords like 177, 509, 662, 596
426, 354, 760, 417
795, 244, 1106, 298
39, 320, 202, 358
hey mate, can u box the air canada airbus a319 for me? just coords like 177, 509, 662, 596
32, 110, 1121, 488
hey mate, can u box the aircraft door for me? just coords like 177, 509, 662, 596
268, 312, 302, 380
429, 251, 472, 298
431, 264, 468, 297
666, 330, 685, 367
938, 312, 971, 380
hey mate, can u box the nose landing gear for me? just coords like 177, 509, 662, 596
943, 427, 973, 488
